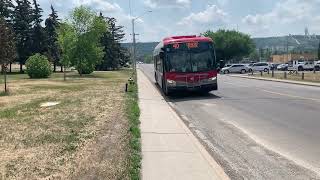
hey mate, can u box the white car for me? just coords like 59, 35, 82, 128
249, 62, 270, 72
221, 64, 249, 74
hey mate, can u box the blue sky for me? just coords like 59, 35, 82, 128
39, 0, 320, 42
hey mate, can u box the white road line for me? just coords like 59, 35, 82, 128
262, 90, 320, 102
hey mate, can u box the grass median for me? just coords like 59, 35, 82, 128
252, 71, 320, 83
0, 70, 140, 180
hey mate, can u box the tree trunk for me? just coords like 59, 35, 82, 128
20, 63, 23, 73
53, 62, 56, 72
9, 63, 12, 73
4, 65, 7, 92
61, 65, 63, 72
63, 66, 66, 81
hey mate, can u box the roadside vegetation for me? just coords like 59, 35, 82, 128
0, 70, 135, 179
125, 81, 141, 180
252, 71, 320, 83
1, 1, 140, 179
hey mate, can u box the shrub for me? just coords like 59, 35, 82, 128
26, 54, 52, 78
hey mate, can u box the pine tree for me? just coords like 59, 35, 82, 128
13, 0, 33, 72
0, 18, 16, 92
31, 0, 45, 54
0, 0, 14, 24
45, 5, 60, 72
97, 16, 126, 70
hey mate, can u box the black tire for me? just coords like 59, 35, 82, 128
315, 66, 320, 71
241, 69, 246, 74
298, 66, 304, 71
162, 79, 169, 96
154, 73, 158, 84
224, 70, 229, 74
264, 68, 269, 72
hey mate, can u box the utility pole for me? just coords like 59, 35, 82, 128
132, 18, 136, 73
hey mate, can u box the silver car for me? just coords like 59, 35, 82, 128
221, 64, 249, 74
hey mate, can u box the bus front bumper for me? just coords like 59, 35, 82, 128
167, 82, 218, 92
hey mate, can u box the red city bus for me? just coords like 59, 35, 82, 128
154, 35, 218, 95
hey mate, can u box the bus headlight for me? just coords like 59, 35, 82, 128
208, 77, 217, 81
167, 79, 176, 86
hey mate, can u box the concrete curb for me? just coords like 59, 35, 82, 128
228, 75, 320, 87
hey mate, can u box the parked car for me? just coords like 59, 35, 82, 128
221, 64, 248, 74
270, 63, 280, 70
314, 61, 320, 71
249, 62, 270, 72
277, 64, 288, 71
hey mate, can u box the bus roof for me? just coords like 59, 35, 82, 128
162, 35, 213, 45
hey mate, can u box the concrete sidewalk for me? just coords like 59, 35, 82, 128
229, 74, 320, 87
138, 70, 229, 180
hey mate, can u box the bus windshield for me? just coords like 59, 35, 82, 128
165, 42, 216, 73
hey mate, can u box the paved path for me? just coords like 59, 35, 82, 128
139, 64, 320, 179
138, 70, 229, 180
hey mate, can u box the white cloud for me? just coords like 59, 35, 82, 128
144, 0, 191, 8
242, 0, 320, 35
178, 5, 227, 26
72, 0, 122, 13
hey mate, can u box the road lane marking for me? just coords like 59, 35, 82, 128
262, 90, 320, 102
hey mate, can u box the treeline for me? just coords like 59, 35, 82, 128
0, 0, 130, 74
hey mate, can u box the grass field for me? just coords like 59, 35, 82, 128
0, 70, 137, 180
252, 71, 320, 83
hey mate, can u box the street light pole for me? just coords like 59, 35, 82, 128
131, 10, 152, 73
132, 18, 136, 73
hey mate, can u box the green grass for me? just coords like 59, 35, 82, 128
0, 91, 10, 96
126, 81, 141, 180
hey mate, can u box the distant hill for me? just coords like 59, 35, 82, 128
122, 35, 320, 60
121, 42, 158, 58
253, 35, 320, 53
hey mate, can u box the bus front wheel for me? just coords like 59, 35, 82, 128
162, 79, 170, 96
155, 73, 158, 84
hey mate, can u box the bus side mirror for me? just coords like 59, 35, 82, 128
219, 60, 225, 69
160, 52, 164, 59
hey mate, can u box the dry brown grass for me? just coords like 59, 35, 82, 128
0, 71, 131, 180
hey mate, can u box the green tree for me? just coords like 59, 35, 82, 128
0, 0, 14, 24
143, 54, 153, 64
13, 0, 33, 72
31, 0, 46, 54
0, 18, 16, 92
249, 50, 259, 61
68, 6, 107, 75
97, 15, 126, 70
45, 5, 61, 72
58, 22, 76, 80
203, 29, 255, 63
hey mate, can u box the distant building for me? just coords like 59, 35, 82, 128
271, 53, 317, 63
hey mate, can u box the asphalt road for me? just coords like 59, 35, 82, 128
139, 64, 320, 180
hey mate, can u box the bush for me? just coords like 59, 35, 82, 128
26, 54, 52, 78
